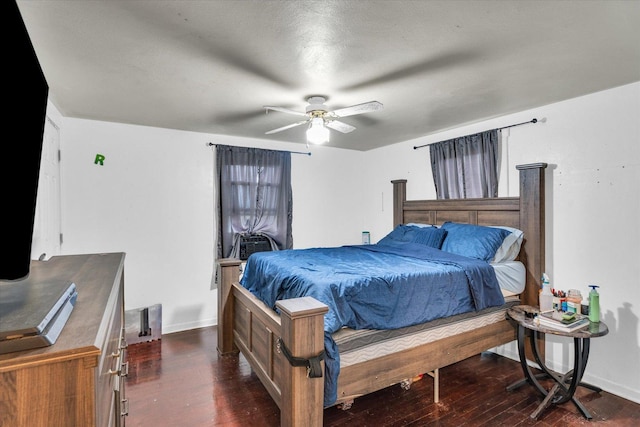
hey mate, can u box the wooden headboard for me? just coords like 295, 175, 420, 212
391, 163, 547, 308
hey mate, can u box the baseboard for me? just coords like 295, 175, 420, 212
161, 317, 216, 335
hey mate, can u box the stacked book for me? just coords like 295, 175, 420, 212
537, 310, 589, 332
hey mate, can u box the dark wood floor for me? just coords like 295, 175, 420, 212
125, 326, 638, 426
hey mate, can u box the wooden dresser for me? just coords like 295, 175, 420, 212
0, 253, 128, 427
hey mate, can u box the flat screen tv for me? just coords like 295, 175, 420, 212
1, 1, 49, 281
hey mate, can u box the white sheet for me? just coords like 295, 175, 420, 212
492, 260, 526, 296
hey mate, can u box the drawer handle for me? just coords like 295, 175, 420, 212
120, 361, 129, 377
111, 350, 121, 358
109, 362, 129, 377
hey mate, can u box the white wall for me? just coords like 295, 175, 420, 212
287, 144, 366, 248
60, 122, 218, 332
361, 82, 640, 403
57, 82, 638, 403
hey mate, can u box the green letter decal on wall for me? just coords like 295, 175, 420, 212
94, 154, 105, 165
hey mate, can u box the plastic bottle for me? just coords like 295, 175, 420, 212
588, 285, 600, 323
539, 273, 553, 312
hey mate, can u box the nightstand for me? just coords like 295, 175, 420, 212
506, 304, 609, 420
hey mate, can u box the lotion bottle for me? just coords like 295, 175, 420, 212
588, 285, 600, 323
539, 273, 553, 312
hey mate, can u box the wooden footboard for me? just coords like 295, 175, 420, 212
217, 259, 328, 426
335, 319, 515, 404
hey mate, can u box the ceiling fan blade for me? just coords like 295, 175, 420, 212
330, 101, 383, 118
264, 106, 308, 117
265, 120, 309, 135
340, 50, 477, 91
326, 120, 356, 134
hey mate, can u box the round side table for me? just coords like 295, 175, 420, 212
506, 305, 608, 420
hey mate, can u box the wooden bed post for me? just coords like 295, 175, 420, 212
516, 163, 547, 308
276, 297, 328, 427
217, 258, 242, 355
391, 179, 407, 227
517, 163, 548, 360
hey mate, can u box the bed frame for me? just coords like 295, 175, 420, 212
217, 162, 547, 426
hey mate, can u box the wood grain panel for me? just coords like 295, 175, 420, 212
230, 283, 284, 408
402, 211, 435, 225
277, 298, 328, 427
0, 371, 17, 426
251, 318, 273, 377
233, 302, 250, 348
217, 258, 242, 354
335, 321, 515, 404
477, 210, 521, 228
271, 334, 283, 390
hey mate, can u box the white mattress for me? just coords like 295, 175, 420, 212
493, 260, 526, 297
337, 296, 520, 368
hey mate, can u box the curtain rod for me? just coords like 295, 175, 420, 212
413, 118, 538, 150
207, 142, 311, 156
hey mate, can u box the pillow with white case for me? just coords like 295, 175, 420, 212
490, 226, 524, 263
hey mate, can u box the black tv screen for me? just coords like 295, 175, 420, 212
1, 1, 49, 280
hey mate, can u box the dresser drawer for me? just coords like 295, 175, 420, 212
96, 266, 127, 427
114, 359, 129, 427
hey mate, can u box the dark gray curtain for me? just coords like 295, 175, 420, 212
429, 129, 499, 199
215, 145, 293, 258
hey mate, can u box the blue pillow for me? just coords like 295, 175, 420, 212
411, 227, 448, 248
378, 224, 447, 249
377, 225, 408, 245
440, 222, 510, 261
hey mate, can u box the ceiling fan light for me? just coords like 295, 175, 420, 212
306, 118, 329, 144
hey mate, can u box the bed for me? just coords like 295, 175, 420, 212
216, 162, 547, 426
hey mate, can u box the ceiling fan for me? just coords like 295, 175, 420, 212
264, 96, 383, 144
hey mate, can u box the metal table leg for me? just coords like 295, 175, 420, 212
506, 324, 595, 420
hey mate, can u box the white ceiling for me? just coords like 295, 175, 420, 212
16, 0, 640, 151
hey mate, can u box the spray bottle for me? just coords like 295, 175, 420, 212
588, 285, 600, 323
539, 273, 553, 312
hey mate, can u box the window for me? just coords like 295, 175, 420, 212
215, 145, 292, 258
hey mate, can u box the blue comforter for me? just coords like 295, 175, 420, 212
240, 241, 504, 406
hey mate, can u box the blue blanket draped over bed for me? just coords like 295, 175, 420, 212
239, 241, 505, 407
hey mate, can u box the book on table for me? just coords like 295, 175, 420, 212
537, 311, 589, 332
